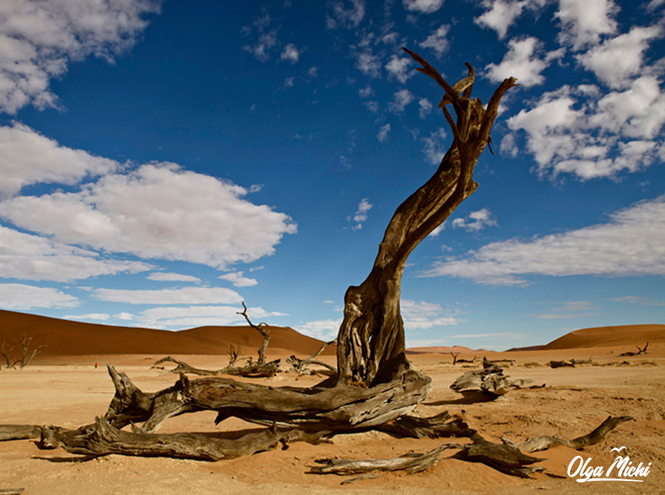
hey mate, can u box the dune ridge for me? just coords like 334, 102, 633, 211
0, 309, 335, 358
541, 323, 665, 350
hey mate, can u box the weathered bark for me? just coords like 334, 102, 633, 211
37, 418, 328, 461
336, 50, 517, 387
311, 416, 633, 479
311, 443, 464, 475
152, 356, 280, 378
0, 425, 42, 441
103, 364, 431, 433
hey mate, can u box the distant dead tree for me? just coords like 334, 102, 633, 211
619, 343, 648, 357
0, 50, 634, 479
1, 339, 16, 369
0, 334, 45, 369
450, 352, 460, 365
152, 304, 280, 378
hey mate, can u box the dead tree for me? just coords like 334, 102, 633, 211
16, 333, 45, 369
2, 49, 518, 446
152, 304, 280, 378
286, 339, 337, 376
619, 343, 648, 357
450, 352, 460, 365
1, 339, 16, 369
336, 50, 517, 388
237, 301, 270, 366
0, 334, 44, 369
4, 52, 633, 478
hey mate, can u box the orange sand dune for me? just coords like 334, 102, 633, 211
541, 324, 665, 350
0, 309, 335, 358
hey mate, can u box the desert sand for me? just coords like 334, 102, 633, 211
1, 313, 664, 494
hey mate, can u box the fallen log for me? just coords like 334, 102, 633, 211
37, 418, 327, 461
549, 360, 574, 368
104, 364, 432, 433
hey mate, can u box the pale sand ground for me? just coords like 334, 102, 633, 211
1, 347, 664, 495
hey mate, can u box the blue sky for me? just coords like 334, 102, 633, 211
0, 0, 664, 350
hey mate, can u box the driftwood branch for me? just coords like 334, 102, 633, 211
450, 358, 530, 396
37, 417, 328, 461
502, 416, 635, 453
311, 442, 463, 476
286, 339, 337, 376
152, 356, 280, 378
310, 416, 634, 479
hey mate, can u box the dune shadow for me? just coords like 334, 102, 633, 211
425, 390, 499, 406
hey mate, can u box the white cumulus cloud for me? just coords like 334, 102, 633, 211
485, 37, 560, 88
555, 0, 619, 49
0, 0, 161, 114
419, 24, 450, 58
0, 162, 297, 269
576, 26, 663, 89
0, 123, 119, 199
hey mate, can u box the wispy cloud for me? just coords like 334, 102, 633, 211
403, 0, 444, 14
377, 123, 391, 142
147, 272, 201, 283
0, 283, 78, 310
348, 198, 373, 230
93, 286, 243, 305
294, 318, 342, 341
280, 43, 301, 63
219, 271, 258, 287
422, 195, 665, 285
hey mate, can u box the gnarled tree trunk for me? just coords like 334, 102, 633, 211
336, 49, 517, 387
